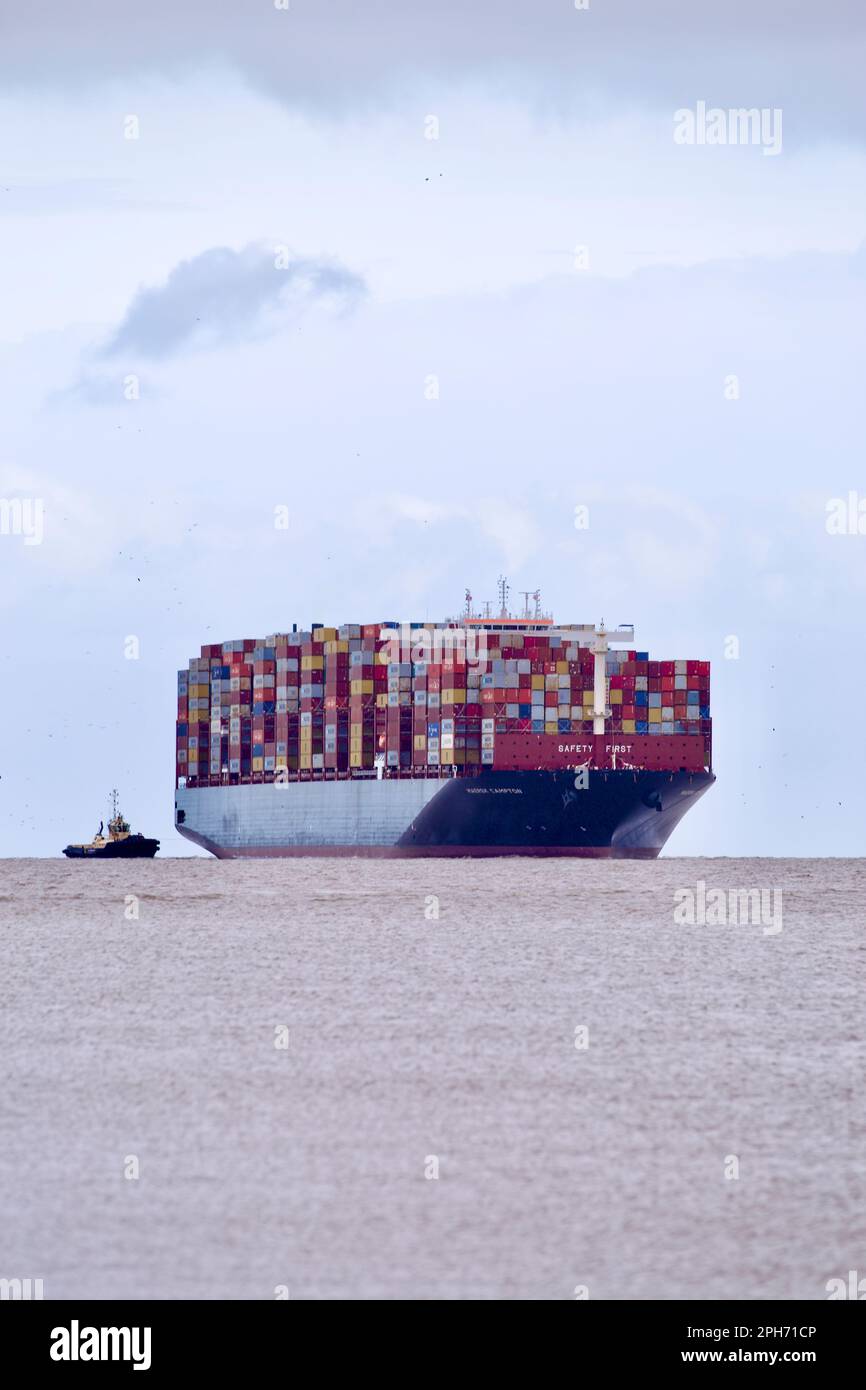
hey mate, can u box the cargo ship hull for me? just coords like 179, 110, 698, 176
175, 769, 714, 859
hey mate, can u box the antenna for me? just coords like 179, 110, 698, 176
517, 588, 545, 621
464, 588, 473, 618
497, 575, 509, 618
110, 788, 119, 819
483, 599, 492, 619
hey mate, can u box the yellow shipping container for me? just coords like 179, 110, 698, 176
583, 690, 594, 705
318, 628, 338, 642
301, 654, 324, 671
648, 707, 661, 723
351, 679, 374, 695
252, 757, 264, 772
622, 719, 636, 733
609, 689, 623, 705
545, 721, 557, 734
531, 674, 544, 689
440, 749, 454, 764
414, 735, 427, 751
376, 693, 388, 708
556, 661, 569, 675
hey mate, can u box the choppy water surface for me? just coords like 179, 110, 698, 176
0, 857, 863, 1300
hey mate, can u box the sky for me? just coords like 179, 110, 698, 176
1, 2, 865, 856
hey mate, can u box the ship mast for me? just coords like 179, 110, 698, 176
590, 622, 637, 759
592, 624, 609, 738
497, 575, 510, 619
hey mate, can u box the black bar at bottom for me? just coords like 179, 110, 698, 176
1, 1298, 862, 1375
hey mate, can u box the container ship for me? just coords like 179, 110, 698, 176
174, 587, 714, 858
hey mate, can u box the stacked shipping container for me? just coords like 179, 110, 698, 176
176, 625, 711, 785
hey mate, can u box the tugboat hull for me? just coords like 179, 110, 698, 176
63, 836, 160, 859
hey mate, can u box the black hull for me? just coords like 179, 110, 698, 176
63, 837, 160, 859
395, 768, 714, 857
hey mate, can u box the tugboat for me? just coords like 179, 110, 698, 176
63, 790, 160, 859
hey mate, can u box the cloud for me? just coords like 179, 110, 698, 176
2, 3, 865, 143
353, 493, 543, 575
99, 243, 365, 359
477, 499, 543, 572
